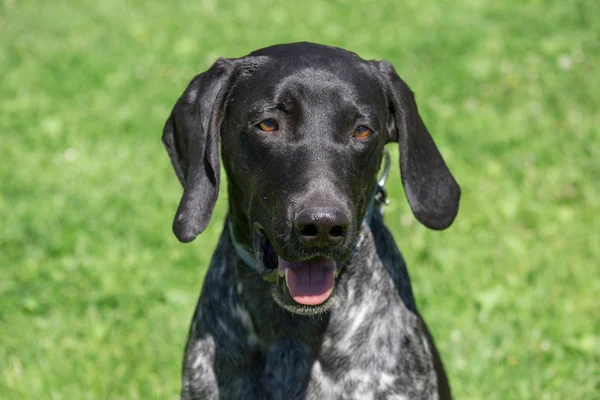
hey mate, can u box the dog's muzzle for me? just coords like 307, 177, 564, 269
253, 225, 344, 306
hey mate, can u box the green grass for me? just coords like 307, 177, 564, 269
1, 0, 598, 398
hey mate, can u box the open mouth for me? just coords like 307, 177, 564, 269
253, 225, 344, 311
277, 257, 337, 305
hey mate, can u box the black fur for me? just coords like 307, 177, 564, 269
163, 42, 460, 399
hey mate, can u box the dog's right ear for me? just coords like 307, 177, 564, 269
378, 60, 460, 230
162, 59, 235, 242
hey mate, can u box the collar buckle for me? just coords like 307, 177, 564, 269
374, 148, 391, 216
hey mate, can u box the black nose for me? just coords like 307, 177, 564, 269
294, 207, 350, 247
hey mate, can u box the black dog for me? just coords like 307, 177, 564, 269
163, 42, 460, 399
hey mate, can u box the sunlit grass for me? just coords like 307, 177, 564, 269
1, 0, 598, 398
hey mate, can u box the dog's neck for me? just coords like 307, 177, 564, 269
228, 223, 380, 353
233, 251, 332, 352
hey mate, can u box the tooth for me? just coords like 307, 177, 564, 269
334, 268, 340, 279
285, 269, 290, 291
279, 269, 284, 277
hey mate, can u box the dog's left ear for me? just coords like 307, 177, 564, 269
162, 58, 236, 242
378, 60, 460, 230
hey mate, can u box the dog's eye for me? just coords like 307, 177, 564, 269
353, 126, 372, 140
257, 119, 278, 132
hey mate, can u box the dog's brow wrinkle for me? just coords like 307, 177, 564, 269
250, 103, 279, 116
238, 56, 270, 77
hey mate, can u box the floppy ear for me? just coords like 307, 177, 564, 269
162, 58, 235, 242
378, 60, 460, 230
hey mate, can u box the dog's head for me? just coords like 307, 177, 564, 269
163, 42, 460, 315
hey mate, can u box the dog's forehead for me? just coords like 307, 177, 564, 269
248, 42, 360, 58
229, 46, 383, 111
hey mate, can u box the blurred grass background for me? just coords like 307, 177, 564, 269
1, 0, 599, 398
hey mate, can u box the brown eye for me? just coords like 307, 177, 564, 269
353, 125, 372, 139
257, 119, 278, 132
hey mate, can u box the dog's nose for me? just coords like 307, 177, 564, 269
294, 207, 350, 247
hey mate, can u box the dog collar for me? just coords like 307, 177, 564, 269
364, 148, 391, 224
229, 149, 391, 274
229, 220, 262, 271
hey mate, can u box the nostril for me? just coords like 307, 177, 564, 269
299, 224, 318, 237
329, 225, 345, 238
295, 207, 350, 245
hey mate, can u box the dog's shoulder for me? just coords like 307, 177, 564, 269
182, 229, 260, 399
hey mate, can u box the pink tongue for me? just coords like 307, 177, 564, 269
278, 257, 336, 305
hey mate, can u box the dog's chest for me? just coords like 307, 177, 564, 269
247, 292, 438, 400
302, 298, 437, 399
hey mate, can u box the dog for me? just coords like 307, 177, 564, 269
162, 42, 460, 399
